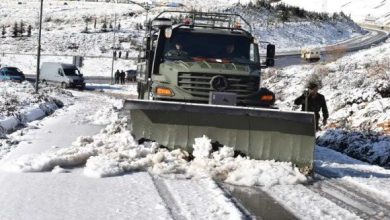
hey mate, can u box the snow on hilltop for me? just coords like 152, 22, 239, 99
280, 0, 390, 26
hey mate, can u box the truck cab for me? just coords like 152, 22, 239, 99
137, 11, 276, 107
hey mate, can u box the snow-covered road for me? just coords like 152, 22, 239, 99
0, 89, 389, 219
0, 91, 245, 220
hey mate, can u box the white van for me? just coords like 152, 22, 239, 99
300, 48, 320, 62
40, 62, 85, 90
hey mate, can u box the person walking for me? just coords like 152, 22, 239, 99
294, 82, 328, 131
120, 70, 126, 84
114, 69, 120, 84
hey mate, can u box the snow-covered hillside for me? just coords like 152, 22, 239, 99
229, 5, 363, 51
0, 0, 363, 77
280, 0, 390, 26
263, 39, 390, 167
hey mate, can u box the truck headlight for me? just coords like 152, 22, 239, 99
260, 95, 274, 102
156, 87, 174, 97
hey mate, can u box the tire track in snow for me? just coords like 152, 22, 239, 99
307, 174, 390, 220
150, 174, 246, 220
150, 174, 187, 220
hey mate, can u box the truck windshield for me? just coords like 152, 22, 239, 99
163, 30, 255, 65
63, 68, 81, 76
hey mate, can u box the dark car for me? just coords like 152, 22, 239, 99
0, 66, 26, 82
126, 69, 137, 82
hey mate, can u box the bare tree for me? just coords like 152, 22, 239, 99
366, 57, 390, 80
324, 45, 347, 62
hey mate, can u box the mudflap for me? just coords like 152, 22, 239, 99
124, 99, 316, 174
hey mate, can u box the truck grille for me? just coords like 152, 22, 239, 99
178, 72, 259, 99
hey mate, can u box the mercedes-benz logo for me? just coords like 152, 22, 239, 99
210, 75, 229, 91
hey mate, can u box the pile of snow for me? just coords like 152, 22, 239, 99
0, 81, 70, 137
1, 117, 307, 187
263, 40, 390, 166
317, 130, 390, 168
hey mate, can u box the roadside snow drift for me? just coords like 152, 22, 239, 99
1, 116, 307, 187
0, 82, 69, 137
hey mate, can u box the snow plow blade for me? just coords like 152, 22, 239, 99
124, 100, 316, 173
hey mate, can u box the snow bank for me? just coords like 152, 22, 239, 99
317, 130, 390, 168
0, 81, 69, 137
1, 118, 307, 186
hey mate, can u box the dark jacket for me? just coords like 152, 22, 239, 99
294, 93, 329, 120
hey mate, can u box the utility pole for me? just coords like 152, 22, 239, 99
111, 13, 117, 85
35, 0, 44, 93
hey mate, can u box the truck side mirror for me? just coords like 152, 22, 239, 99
58, 70, 64, 76
266, 44, 275, 67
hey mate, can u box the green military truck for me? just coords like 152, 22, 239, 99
124, 11, 316, 174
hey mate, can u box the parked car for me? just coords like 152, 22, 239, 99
0, 66, 26, 82
40, 62, 85, 90
126, 69, 137, 82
